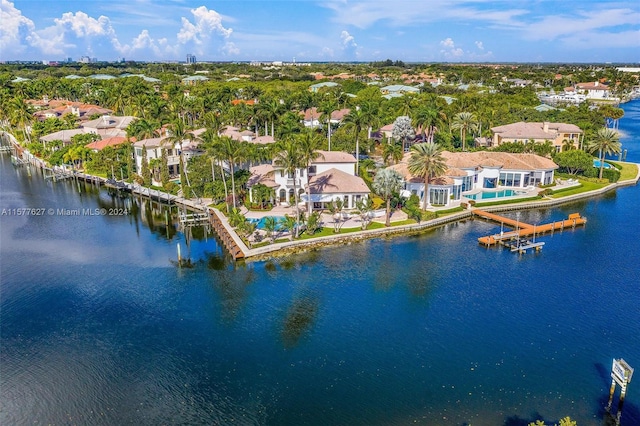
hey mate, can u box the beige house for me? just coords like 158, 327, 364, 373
490, 121, 583, 152
247, 150, 369, 210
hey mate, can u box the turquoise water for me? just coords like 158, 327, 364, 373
593, 159, 613, 169
465, 189, 521, 200
248, 215, 286, 229
1, 100, 639, 426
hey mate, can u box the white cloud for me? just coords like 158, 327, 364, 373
519, 8, 640, 41
340, 30, 360, 59
475, 41, 484, 50
440, 37, 464, 59
177, 6, 232, 45
323, 0, 527, 29
440, 38, 455, 49
23, 10, 125, 57
340, 30, 357, 48
0, 0, 35, 56
221, 41, 240, 56
55, 11, 115, 38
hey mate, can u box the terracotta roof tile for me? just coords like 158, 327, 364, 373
308, 168, 369, 194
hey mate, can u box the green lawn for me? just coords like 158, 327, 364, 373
473, 196, 542, 208
294, 219, 418, 241
435, 206, 465, 216
610, 161, 639, 181
550, 180, 607, 198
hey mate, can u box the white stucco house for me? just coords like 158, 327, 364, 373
569, 81, 611, 100
390, 151, 558, 207
133, 129, 205, 181
247, 150, 370, 210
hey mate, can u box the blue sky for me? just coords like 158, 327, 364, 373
2, 0, 639, 63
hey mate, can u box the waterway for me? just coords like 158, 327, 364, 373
1, 101, 639, 425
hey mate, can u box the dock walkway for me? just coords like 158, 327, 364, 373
474, 209, 587, 246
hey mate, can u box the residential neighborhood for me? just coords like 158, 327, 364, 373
2, 61, 635, 243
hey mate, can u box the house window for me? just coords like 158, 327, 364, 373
452, 185, 461, 200
344, 195, 349, 208
499, 172, 518, 187
287, 171, 294, 179
484, 178, 497, 188
429, 188, 448, 206
462, 175, 473, 191
279, 189, 286, 202
308, 166, 317, 175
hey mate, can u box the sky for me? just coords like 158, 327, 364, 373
1, 0, 639, 63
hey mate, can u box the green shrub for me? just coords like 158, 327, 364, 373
602, 168, 621, 183
163, 182, 178, 194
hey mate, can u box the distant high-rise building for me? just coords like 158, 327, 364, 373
186, 54, 196, 64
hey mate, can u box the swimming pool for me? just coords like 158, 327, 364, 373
247, 216, 286, 230
593, 159, 613, 169
464, 189, 524, 200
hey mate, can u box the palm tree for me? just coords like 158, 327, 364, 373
273, 138, 304, 238
561, 139, 576, 152
587, 128, 622, 179
408, 142, 448, 210
343, 106, 372, 176
296, 131, 324, 215
318, 99, 338, 150
281, 215, 297, 241
260, 97, 281, 137
372, 168, 404, 227
165, 120, 198, 198
9, 96, 32, 143
215, 136, 245, 208
263, 216, 278, 244
413, 105, 439, 143
382, 142, 404, 166
451, 111, 479, 151
127, 118, 160, 141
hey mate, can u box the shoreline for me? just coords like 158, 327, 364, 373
234, 165, 639, 261
3, 134, 639, 262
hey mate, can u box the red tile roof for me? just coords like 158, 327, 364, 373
86, 136, 128, 151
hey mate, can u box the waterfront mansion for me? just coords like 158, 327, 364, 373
391, 151, 558, 207
133, 129, 205, 182
490, 121, 583, 152
247, 150, 370, 210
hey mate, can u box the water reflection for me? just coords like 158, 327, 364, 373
280, 294, 320, 348
208, 262, 255, 324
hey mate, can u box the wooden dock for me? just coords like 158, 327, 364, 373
475, 209, 587, 247
210, 210, 246, 259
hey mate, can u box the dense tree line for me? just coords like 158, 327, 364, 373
0, 62, 632, 221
